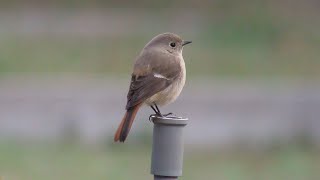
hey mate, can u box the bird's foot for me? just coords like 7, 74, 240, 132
163, 112, 174, 117
149, 114, 155, 121
149, 113, 162, 121
149, 112, 178, 121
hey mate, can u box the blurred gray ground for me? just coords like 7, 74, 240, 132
0, 75, 319, 148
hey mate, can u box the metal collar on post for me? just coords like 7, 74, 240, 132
150, 115, 188, 180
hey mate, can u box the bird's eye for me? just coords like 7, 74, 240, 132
170, 42, 176, 48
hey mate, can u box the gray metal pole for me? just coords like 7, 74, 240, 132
150, 115, 188, 180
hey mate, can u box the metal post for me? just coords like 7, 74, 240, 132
150, 115, 188, 180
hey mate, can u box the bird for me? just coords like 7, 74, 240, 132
114, 32, 191, 142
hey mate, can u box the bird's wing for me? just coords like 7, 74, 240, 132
125, 74, 172, 110
125, 50, 182, 110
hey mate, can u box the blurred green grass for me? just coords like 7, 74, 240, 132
0, 8, 319, 78
0, 33, 319, 78
0, 142, 318, 180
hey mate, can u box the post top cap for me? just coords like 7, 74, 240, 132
150, 115, 188, 125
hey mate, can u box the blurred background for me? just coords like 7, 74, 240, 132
0, 0, 320, 179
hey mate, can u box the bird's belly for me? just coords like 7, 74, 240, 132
145, 76, 185, 106
145, 57, 186, 107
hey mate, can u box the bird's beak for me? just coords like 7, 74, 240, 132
182, 40, 192, 46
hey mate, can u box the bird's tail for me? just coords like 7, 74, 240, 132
114, 104, 142, 142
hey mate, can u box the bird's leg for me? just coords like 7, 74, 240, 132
150, 105, 161, 115
149, 103, 175, 121
154, 103, 174, 117
149, 105, 162, 121
154, 103, 162, 115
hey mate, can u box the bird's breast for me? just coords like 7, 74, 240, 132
145, 59, 186, 106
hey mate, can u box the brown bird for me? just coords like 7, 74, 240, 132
114, 33, 191, 142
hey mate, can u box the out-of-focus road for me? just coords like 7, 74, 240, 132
0, 75, 319, 148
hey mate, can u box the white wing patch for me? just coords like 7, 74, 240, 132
153, 73, 170, 80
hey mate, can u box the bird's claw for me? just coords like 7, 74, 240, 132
149, 114, 155, 121
149, 113, 161, 121
149, 112, 177, 122
163, 112, 174, 117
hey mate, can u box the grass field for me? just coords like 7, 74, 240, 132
0, 5, 319, 78
0, 35, 319, 78
0, 142, 319, 180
